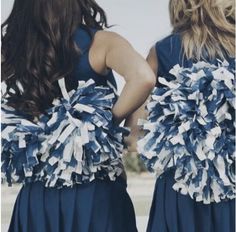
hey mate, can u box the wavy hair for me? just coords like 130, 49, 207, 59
2, 0, 108, 117
169, 0, 235, 60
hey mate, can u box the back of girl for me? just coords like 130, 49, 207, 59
1, 0, 156, 232
138, 0, 235, 231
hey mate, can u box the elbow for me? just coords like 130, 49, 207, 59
136, 68, 156, 91
145, 73, 156, 90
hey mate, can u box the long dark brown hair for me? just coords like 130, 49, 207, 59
2, 0, 108, 117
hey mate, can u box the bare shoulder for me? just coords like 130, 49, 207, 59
146, 46, 158, 75
94, 30, 133, 50
91, 30, 155, 87
89, 31, 135, 75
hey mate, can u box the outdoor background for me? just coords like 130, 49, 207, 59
1, 1, 172, 231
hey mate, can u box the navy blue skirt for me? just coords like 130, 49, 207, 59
8, 177, 137, 232
147, 169, 235, 232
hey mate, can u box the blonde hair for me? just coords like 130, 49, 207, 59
169, 0, 235, 60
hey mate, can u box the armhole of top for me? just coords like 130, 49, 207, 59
147, 45, 159, 78
87, 29, 111, 77
155, 42, 162, 77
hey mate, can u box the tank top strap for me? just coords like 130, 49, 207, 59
69, 26, 117, 90
154, 34, 181, 85
155, 33, 235, 80
73, 25, 98, 53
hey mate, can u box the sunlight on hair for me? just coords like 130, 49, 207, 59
169, 0, 235, 60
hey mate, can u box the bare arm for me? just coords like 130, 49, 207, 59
146, 46, 158, 75
124, 46, 158, 152
89, 31, 156, 123
124, 103, 147, 152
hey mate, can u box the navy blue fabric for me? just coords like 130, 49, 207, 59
147, 169, 235, 232
70, 26, 117, 89
9, 177, 137, 232
155, 33, 235, 86
8, 27, 137, 232
146, 33, 236, 232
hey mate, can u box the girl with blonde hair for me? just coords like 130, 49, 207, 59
127, 0, 235, 231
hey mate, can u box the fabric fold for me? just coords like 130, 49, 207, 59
8, 178, 138, 232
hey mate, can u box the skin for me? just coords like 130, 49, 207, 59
124, 46, 158, 152
88, 31, 156, 123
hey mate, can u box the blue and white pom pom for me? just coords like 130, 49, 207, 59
2, 79, 129, 187
138, 60, 235, 204
1, 104, 44, 185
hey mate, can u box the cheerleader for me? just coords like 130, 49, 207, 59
1, 0, 156, 231
126, 0, 235, 231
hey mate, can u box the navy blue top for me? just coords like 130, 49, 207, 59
68, 26, 117, 89
155, 33, 235, 86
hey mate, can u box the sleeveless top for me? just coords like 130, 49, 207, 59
1, 26, 128, 188
155, 33, 235, 85
138, 33, 235, 204
69, 26, 117, 89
